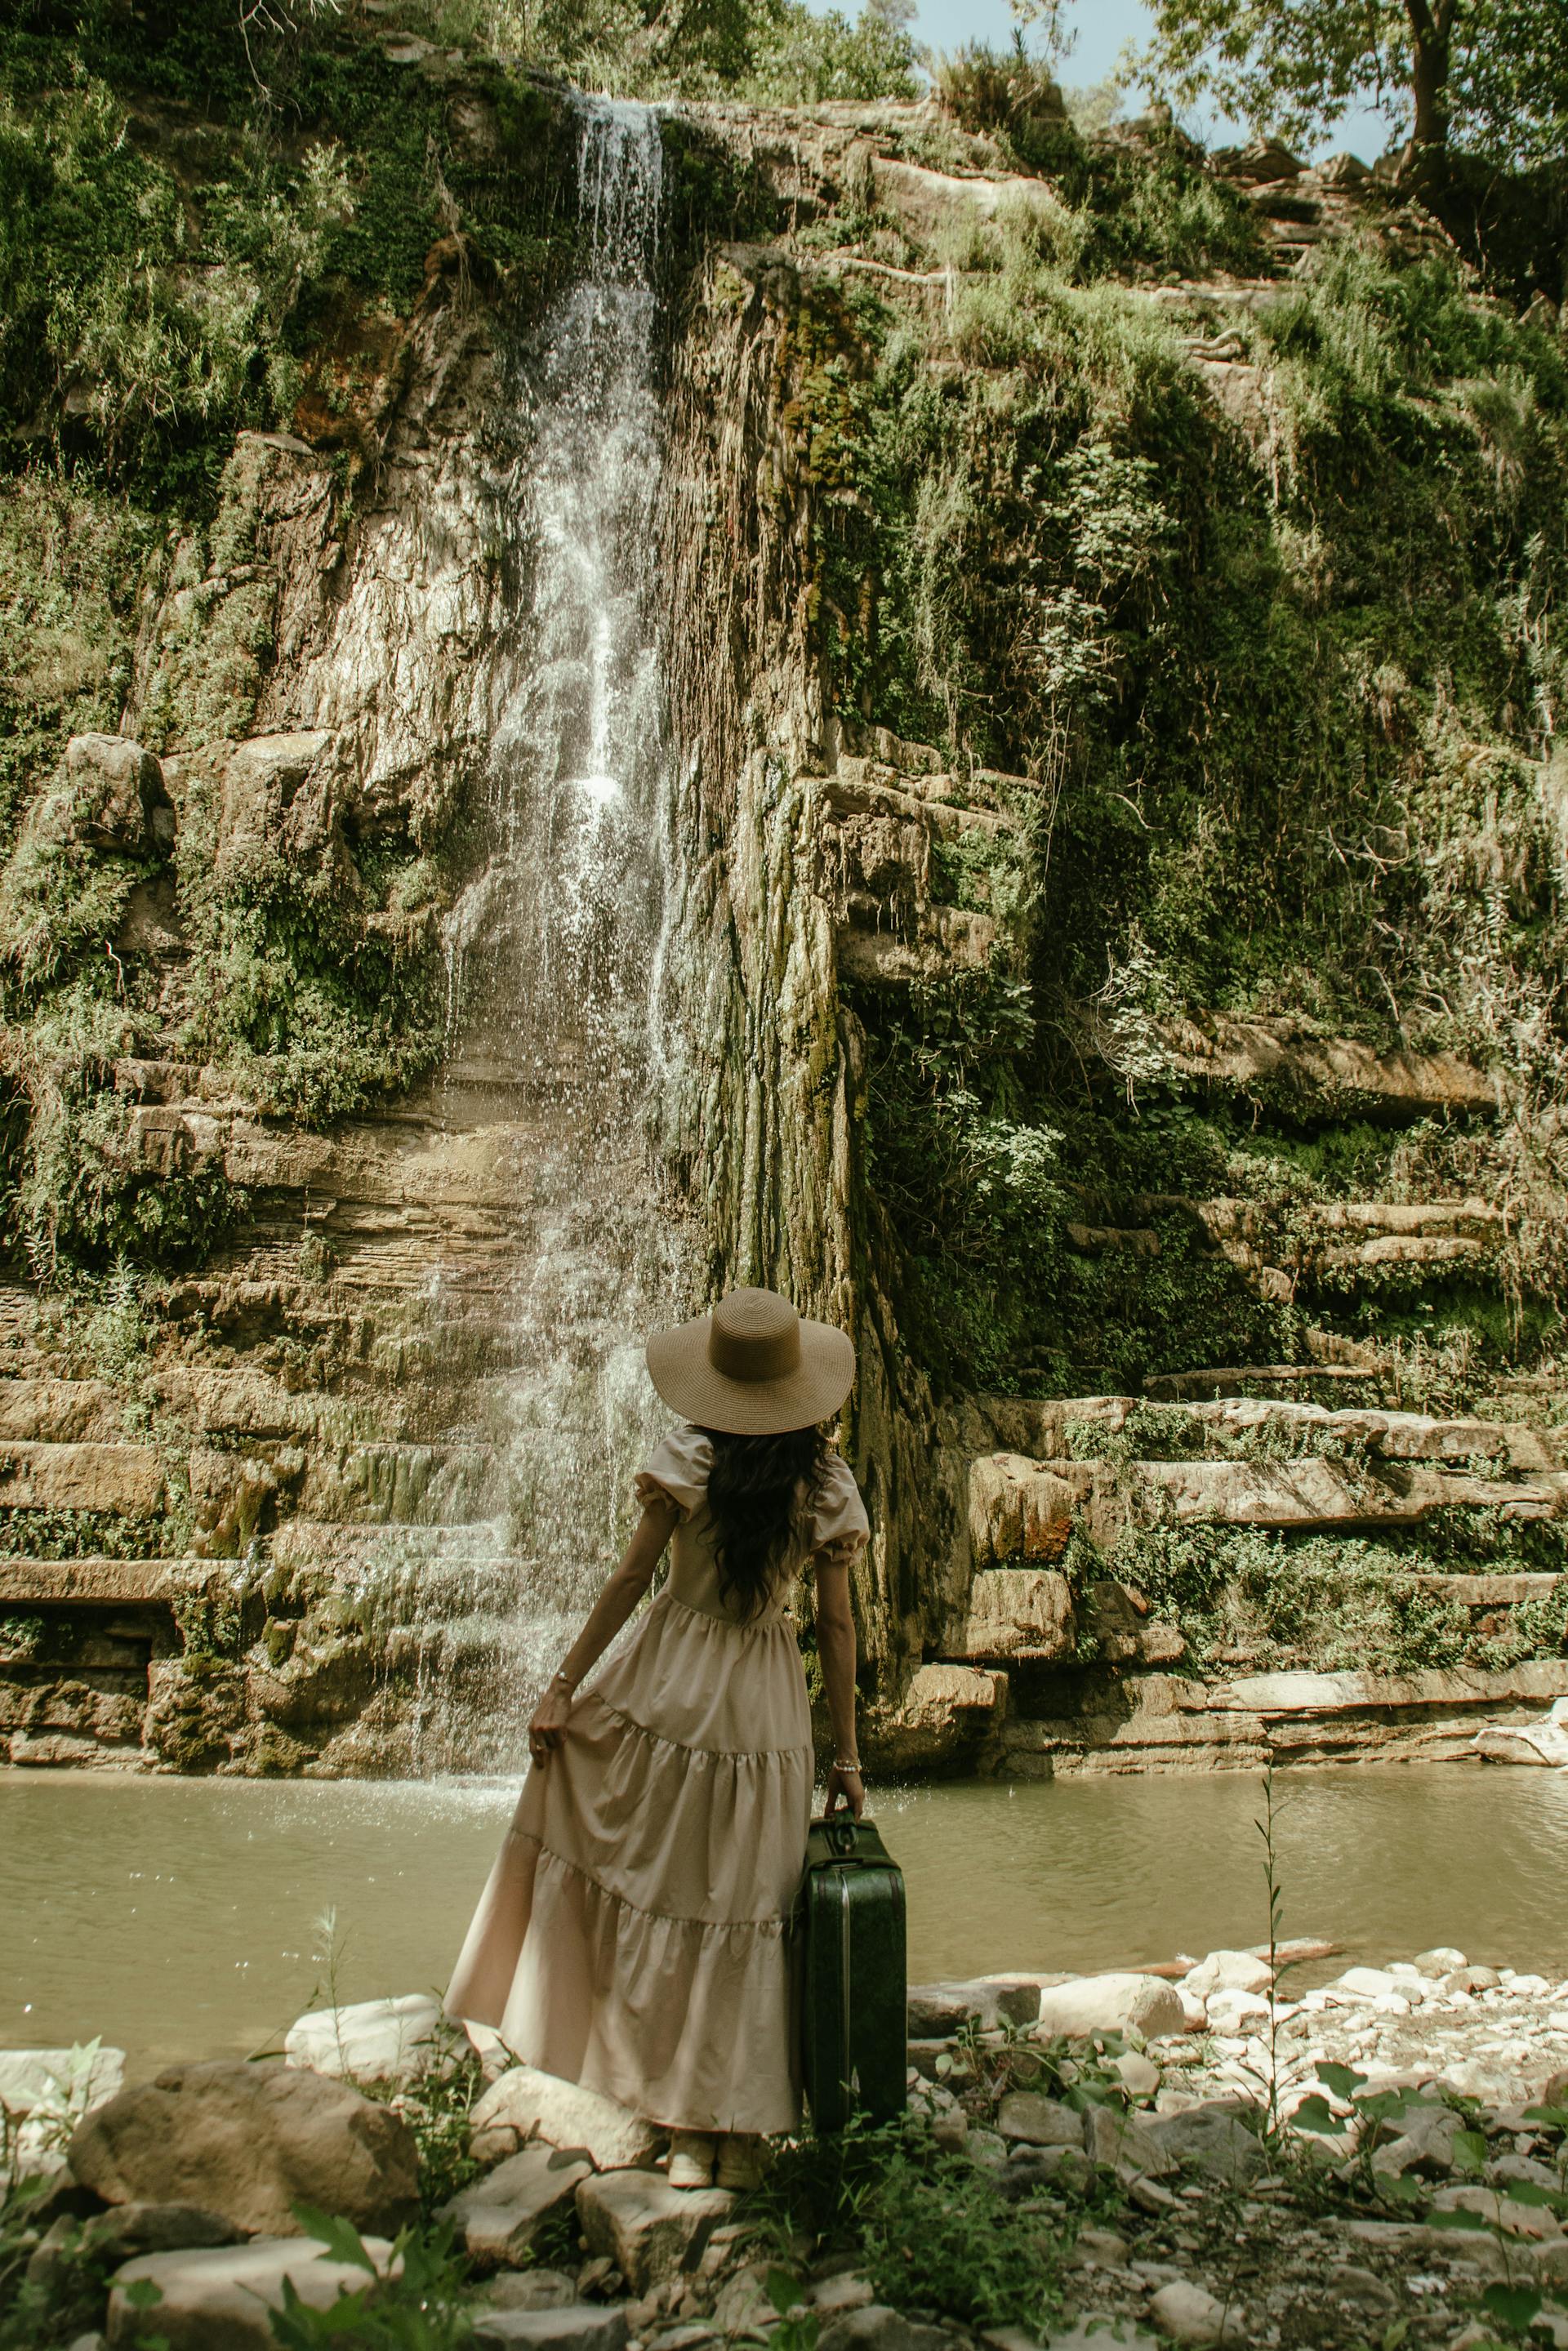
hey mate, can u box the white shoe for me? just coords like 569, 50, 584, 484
667, 2131, 717, 2188
715, 2133, 768, 2192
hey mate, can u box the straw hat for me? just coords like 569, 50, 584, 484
646, 1286, 855, 1436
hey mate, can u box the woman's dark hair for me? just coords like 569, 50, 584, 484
701, 1423, 829, 1623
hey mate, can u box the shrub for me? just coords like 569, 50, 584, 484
934, 38, 1075, 173
750, 1, 920, 104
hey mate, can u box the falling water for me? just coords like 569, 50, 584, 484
412, 100, 693, 1767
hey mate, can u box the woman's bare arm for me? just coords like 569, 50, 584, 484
527, 1498, 679, 1765
814, 1556, 864, 1819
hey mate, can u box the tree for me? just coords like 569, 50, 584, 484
1134, 0, 1568, 177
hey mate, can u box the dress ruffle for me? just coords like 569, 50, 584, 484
457, 1837, 804, 2134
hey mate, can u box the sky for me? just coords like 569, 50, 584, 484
831, 0, 1396, 165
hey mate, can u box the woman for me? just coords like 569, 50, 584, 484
445, 1285, 868, 2190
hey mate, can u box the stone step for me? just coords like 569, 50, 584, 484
947, 1564, 1565, 1668
270, 1519, 511, 1570
968, 1392, 1565, 1472
1409, 1571, 1565, 1607
0, 1557, 194, 1606
969, 1449, 1567, 1564
295, 1440, 503, 1525
0, 1372, 391, 1448
1142, 1365, 1380, 1399
1080, 1007, 1499, 1117
0, 1441, 167, 1516
993, 1659, 1568, 1779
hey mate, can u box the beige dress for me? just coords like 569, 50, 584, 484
444, 1426, 870, 2134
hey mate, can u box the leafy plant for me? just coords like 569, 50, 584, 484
266, 2206, 477, 2349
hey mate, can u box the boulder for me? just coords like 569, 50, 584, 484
1431, 2184, 1561, 2240
1142, 2105, 1267, 2186
810, 2276, 876, 2315
105, 2235, 395, 2350
441, 2145, 591, 2269
818, 2309, 954, 2351
470, 2064, 663, 2171
959, 1569, 1075, 1661
1203, 1989, 1270, 2033
996, 2091, 1082, 2148
1183, 1951, 1273, 2000
28, 2205, 237, 2291
575, 2171, 733, 2293
488, 2269, 579, 2310
712, 2264, 776, 2333
1036, 1975, 1187, 2042
1114, 2053, 1160, 2099
1331, 1966, 1402, 2000
474, 2309, 630, 2351
0, 2047, 126, 2116
907, 1980, 1040, 2037
47, 735, 172, 856
1081, 2107, 1175, 2178
285, 1993, 447, 2086
1373, 2103, 1462, 2180
214, 731, 350, 891
1045, 2327, 1159, 2351
875, 1663, 1008, 1770
1148, 2279, 1244, 2344
69, 2059, 419, 2238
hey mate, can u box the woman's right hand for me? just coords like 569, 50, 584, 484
528, 1681, 573, 1769
826, 1764, 865, 1820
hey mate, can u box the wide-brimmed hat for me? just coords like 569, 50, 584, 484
646, 1286, 855, 1436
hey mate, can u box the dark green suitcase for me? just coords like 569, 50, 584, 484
798, 1815, 907, 2131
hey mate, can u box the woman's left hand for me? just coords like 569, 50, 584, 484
528, 1682, 573, 1768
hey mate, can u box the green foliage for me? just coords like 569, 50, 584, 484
360, 2042, 488, 2220
0, 69, 350, 492
15, 1069, 243, 1277
857, 2143, 1071, 2331
0, 1506, 184, 1561
935, 38, 1079, 171
1137, 0, 1568, 170
0, 477, 149, 841
750, 0, 920, 104
1064, 1512, 1568, 1677
266, 2205, 477, 2349
752, 2115, 1075, 2335
0, 2174, 118, 2351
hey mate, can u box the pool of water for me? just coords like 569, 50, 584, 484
7, 1761, 1568, 2076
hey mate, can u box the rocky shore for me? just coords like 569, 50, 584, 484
7, 1948, 1568, 2351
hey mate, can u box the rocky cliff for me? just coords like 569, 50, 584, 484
2, 8, 1566, 1775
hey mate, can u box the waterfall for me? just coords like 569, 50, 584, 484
416, 98, 692, 1770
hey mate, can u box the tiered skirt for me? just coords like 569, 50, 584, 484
444, 1589, 814, 2133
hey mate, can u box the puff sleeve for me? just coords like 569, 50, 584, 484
808, 1452, 870, 1567
632, 1425, 714, 1521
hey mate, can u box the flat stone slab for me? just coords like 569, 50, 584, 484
106, 2236, 395, 2349
474, 2310, 630, 2351
0, 1441, 166, 1516
441, 2144, 590, 2267
1196, 1661, 1568, 1715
